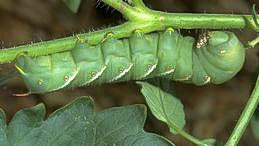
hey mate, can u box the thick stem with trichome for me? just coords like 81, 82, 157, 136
0, 0, 258, 64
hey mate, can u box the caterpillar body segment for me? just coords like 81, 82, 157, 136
156, 30, 179, 76
128, 31, 159, 80
15, 29, 245, 93
190, 52, 211, 85
67, 43, 106, 88
172, 36, 194, 81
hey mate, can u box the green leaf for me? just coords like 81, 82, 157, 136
62, 0, 82, 13
7, 103, 45, 145
251, 110, 259, 140
0, 96, 174, 146
147, 78, 177, 96
137, 81, 186, 134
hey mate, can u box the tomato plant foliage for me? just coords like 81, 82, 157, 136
0, 97, 173, 146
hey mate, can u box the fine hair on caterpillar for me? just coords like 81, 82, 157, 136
15, 28, 246, 93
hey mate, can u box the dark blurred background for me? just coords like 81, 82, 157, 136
0, 0, 259, 145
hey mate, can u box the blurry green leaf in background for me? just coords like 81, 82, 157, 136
62, 0, 82, 13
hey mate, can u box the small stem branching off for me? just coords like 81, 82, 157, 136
131, 0, 146, 8
247, 36, 259, 48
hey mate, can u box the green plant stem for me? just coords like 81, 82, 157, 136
225, 76, 259, 146
178, 130, 205, 146
247, 36, 259, 48
0, 0, 258, 64
131, 0, 146, 8
167, 121, 207, 146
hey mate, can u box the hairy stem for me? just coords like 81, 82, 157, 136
225, 76, 259, 146
131, 0, 146, 8
101, 0, 136, 20
0, 0, 258, 64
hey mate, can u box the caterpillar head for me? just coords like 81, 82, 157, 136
15, 53, 78, 93
195, 31, 246, 84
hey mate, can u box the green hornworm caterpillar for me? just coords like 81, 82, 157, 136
15, 29, 245, 93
